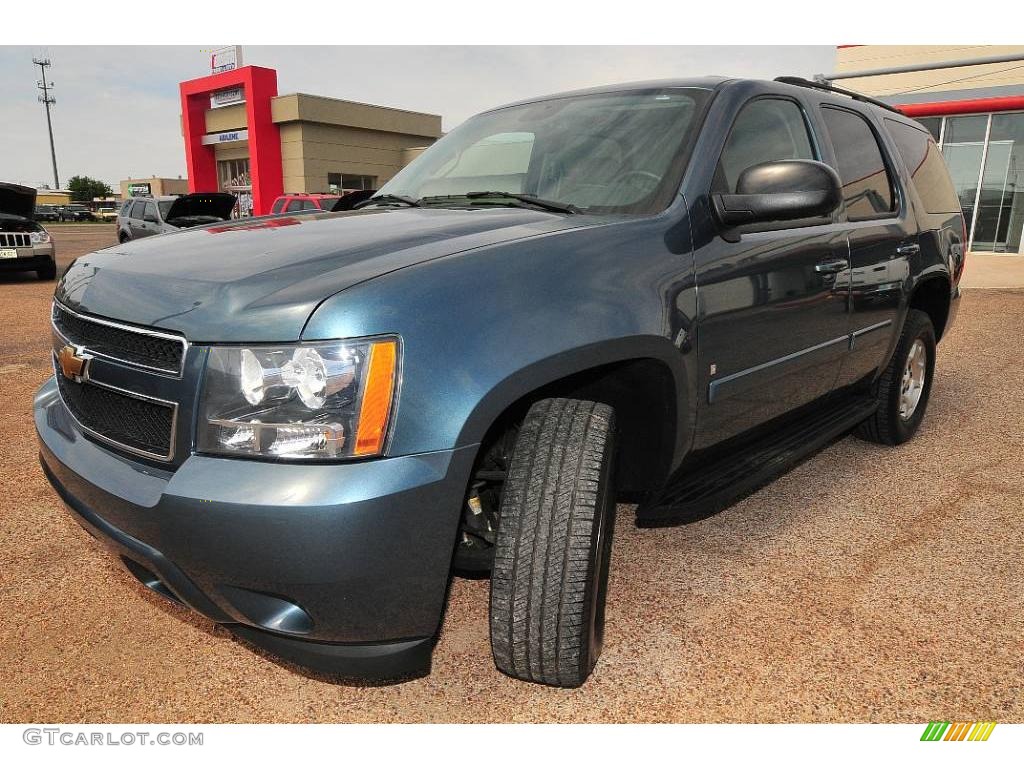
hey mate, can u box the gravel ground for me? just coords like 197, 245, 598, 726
1, 227, 1021, 723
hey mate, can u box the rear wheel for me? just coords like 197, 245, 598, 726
855, 308, 936, 445
489, 398, 616, 688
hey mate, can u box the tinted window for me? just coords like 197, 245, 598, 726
120, 201, 133, 214
285, 200, 304, 213
271, 198, 286, 214
718, 98, 815, 192
822, 107, 894, 220
130, 200, 147, 219
884, 119, 961, 214
143, 202, 158, 221
917, 117, 942, 142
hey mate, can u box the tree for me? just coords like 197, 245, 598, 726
67, 175, 113, 203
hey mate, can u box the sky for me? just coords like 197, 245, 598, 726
0, 46, 837, 190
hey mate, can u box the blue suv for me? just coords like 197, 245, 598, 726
36, 76, 963, 687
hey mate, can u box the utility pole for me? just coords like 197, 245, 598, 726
33, 57, 60, 190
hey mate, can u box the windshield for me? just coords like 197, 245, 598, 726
376, 87, 710, 215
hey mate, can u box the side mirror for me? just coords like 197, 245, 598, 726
712, 159, 842, 227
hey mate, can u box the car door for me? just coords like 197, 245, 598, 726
694, 95, 851, 448
133, 201, 160, 239
818, 105, 916, 389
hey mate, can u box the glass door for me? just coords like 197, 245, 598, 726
972, 113, 1024, 254
940, 115, 988, 249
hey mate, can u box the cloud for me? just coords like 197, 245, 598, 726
0, 45, 835, 189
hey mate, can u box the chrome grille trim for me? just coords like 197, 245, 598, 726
52, 300, 189, 378
51, 354, 179, 462
0, 232, 31, 247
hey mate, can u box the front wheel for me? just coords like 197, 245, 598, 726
489, 398, 616, 688
856, 308, 936, 445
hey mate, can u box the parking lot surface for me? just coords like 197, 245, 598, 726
1, 227, 1021, 722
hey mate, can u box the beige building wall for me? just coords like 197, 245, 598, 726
194, 92, 442, 195
119, 177, 189, 198
837, 45, 1024, 97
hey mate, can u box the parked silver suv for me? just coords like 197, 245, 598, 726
116, 193, 236, 242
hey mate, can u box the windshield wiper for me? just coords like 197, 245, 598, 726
422, 191, 579, 214
353, 193, 421, 209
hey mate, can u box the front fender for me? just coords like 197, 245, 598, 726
302, 216, 697, 461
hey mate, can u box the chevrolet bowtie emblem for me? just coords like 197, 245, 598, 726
57, 344, 91, 382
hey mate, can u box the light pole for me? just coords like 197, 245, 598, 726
33, 57, 60, 190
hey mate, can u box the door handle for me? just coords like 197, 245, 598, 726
814, 258, 848, 274
896, 243, 920, 256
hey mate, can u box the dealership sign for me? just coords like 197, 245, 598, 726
211, 86, 245, 109
201, 129, 250, 145
127, 183, 151, 196
210, 45, 243, 74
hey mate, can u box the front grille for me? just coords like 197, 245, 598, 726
53, 303, 185, 375
55, 371, 175, 459
0, 232, 30, 247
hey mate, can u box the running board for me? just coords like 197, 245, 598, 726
635, 396, 878, 527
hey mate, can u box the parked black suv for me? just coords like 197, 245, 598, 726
36, 77, 963, 687
59, 204, 96, 222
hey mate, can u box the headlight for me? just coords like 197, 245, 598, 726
197, 338, 399, 459
29, 231, 51, 244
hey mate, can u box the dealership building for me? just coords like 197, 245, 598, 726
178, 65, 442, 216
837, 45, 1024, 256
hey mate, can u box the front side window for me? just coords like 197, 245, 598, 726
130, 200, 146, 219
157, 201, 173, 220
717, 98, 816, 192
143, 202, 158, 221
377, 88, 710, 214
821, 107, 895, 220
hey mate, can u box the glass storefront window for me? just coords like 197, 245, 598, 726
928, 112, 1024, 254
973, 113, 1024, 253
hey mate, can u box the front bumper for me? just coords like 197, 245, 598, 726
0, 243, 54, 272
35, 377, 476, 681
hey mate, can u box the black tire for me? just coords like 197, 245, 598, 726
118, 231, 130, 243
489, 398, 616, 688
36, 260, 57, 281
855, 308, 936, 445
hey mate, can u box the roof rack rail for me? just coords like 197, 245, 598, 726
774, 76, 904, 115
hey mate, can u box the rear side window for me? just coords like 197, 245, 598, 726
285, 199, 304, 213
884, 119, 961, 214
718, 98, 816, 192
271, 198, 286, 214
821, 107, 895, 220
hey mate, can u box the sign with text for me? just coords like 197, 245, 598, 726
210, 87, 245, 109
201, 129, 250, 146
210, 46, 242, 74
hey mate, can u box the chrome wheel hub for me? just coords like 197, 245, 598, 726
899, 339, 927, 420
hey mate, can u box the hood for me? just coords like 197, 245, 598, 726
56, 206, 605, 342
0, 182, 37, 220
164, 192, 236, 223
